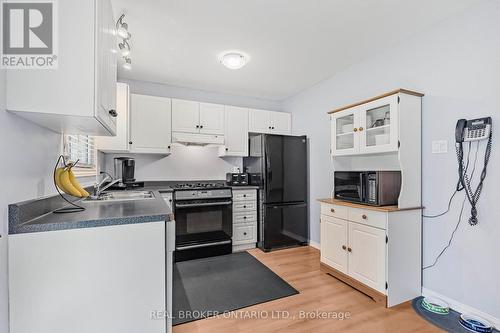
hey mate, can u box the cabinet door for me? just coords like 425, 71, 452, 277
199, 103, 225, 135
96, 83, 129, 152
331, 108, 360, 156
171, 99, 200, 133
94, 0, 117, 135
359, 95, 399, 154
220, 106, 248, 156
130, 94, 172, 154
348, 222, 386, 293
271, 112, 291, 135
249, 109, 272, 133
320, 215, 348, 274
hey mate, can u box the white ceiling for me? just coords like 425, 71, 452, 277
112, 0, 482, 101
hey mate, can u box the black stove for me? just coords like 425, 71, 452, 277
173, 182, 227, 190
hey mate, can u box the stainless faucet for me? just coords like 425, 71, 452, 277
91, 173, 122, 199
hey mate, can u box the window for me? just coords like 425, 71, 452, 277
63, 135, 97, 177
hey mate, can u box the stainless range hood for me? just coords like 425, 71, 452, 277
171, 132, 225, 146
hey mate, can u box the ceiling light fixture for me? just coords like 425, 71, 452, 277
219, 51, 249, 70
123, 57, 132, 70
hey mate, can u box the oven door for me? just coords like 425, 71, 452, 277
334, 171, 365, 203
174, 199, 233, 249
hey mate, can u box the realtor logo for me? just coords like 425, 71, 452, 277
1, 0, 58, 68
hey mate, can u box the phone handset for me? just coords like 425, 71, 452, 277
455, 119, 466, 143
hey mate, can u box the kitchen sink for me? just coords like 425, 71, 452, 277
83, 191, 155, 203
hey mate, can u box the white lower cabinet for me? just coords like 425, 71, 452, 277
8, 221, 174, 333
320, 216, 348, 274
347, 221, 386, 292
319, 201, 422, 307
232, 189, 258, 252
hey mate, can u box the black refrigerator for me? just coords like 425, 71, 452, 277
243, 134, 308, 251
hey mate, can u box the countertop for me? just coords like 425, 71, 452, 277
9, 190, 173, 235
317, 198, 423, 212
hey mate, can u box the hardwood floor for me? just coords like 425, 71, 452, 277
173, 246, 441, 333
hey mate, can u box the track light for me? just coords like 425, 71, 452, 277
123, 57, 132, 70
116, 14, 130, 39
119, 40, 130, 57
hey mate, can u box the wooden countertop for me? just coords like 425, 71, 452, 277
317, 198, 423, 213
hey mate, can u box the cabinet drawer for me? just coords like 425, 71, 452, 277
348, 208, 387, 229
233, 201, 257, 212
320, 203, 348, 220
233, 224, 257, 244
233, 190, 257, 202
233, 211, 257, 224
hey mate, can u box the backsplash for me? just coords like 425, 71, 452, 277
103, 145, 243, 181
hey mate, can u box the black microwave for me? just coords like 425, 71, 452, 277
334, 171, 402, 206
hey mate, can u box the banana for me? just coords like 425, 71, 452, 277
68, 168, 90, 197
54, 167, 67, 193
58, 168, 83, 198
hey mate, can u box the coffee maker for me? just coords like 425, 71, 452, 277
112, 157, 143, 189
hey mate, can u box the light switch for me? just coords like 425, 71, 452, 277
432, 140, 448, 154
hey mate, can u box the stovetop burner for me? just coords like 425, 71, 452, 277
173, 182, 227, 190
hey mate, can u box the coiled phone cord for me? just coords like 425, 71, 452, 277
456, 129, 492, 225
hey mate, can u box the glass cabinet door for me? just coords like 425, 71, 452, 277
359, 95, 399, 153
331, 108, 359, 156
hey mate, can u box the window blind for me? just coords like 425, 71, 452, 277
64, 135, 97, 175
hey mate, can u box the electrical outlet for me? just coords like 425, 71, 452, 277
432, 140, 448, 154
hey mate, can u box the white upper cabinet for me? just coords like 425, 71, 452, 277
271, 111, 292, 135
249, 109, 291, 135
199, 103, 225, 135
331, 94, 400, 156
96, 83, 130, 153
5, 0, 117, 136
219, 106, 249, 157
171, 99, 199, 133
130, 94, 172, 155
172, 100, 225, 135
249, 109, 272, 133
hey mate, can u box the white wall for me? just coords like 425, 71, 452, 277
0, 70, 64, 333
284, 1, 500, 319
104, 146, 242, 181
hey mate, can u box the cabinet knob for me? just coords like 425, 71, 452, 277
342, 245, 347, 250
108, 109, 118, 117
225, 148, 229, 151
243, 232, 247, 236
243, 194, 247, 197
358, 127, 364, 131
330, 208, 335, 213
243, 216, 247, 219
168, 145, 171, 149
347, 247, 352, 252
200, 125, 204, 129
196, 125, 200, 128
271, 127, 275, 129
362, 214, 367, 220
243, 205, 247, 208
353, 128, 358, 132
129, 141, 133, 145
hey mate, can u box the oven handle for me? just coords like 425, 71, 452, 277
176, 240, 231, 251
175, 200, 232, 208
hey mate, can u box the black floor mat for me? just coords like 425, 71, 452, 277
173, 251, 299, 325
412, 297, 499, 333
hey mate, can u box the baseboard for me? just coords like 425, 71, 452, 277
422, 288, 500, 328
308, 240, 320, 250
